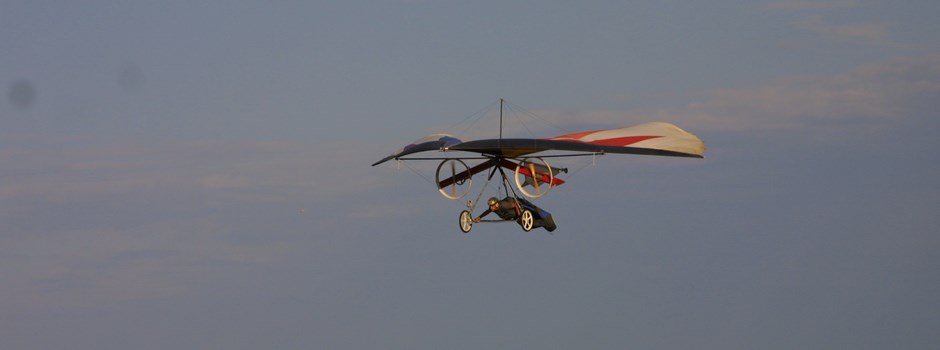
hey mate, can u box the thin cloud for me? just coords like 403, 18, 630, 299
0, 218, 302, 308
0, 138, 386, 308
766, 0, 898, 47
0, 139, 377, 204
797, 14, 889, 45
200, 174, 250, 189
370, 55, 940, 149
384, 52, 940, 139
554, 54, 940, 132
766, 0, 861, 10
689, 54, 940, 130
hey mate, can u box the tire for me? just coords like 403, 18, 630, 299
520, 209, 534, 232
459, 210, 473, 233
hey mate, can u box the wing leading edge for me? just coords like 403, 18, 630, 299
372, 122, 704, 166
371, 134, 463, 166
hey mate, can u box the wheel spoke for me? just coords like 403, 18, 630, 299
520, 210, 534, 231
459, 210, 473, 233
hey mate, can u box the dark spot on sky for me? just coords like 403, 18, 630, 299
9, 79, 36, 110
117, 63, 146, 92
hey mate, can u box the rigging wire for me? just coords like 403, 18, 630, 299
504, 100, 575, 135
469, 165, 498, 212
560, 153, 605, 181
392, 99, 609, 204
441, 98, 574, 139
399, 160, 437, 186
442, 100, 500, 137
505, 104, 537, 138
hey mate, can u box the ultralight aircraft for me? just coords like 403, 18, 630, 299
372, 99, 705, 233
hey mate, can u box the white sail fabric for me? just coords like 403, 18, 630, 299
547, 122, 705, 157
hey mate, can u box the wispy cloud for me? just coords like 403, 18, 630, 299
1, 218, 301, 308
0, 138, 384, 308
677, 54, 940, 130
766, 0, 898, 47
519, 54, 940, 133
767, 0, 861, 10
399, 55, 939, 137
0, 139, 380, 204
797, 14, 889, 45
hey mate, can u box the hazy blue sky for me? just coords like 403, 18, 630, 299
3, 1, 939, 349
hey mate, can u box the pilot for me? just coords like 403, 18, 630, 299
473, 197, 521, 222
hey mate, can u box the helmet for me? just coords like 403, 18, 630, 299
487, 197, 499, 206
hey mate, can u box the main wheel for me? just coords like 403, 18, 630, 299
520, 209, 534, 232
459, 210, 473, 233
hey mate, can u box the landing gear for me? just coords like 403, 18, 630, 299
450, 156, 553, 233
519, 209, 534, 232
459, 210, 473, 233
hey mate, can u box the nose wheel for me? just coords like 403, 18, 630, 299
459, 210, 473, 233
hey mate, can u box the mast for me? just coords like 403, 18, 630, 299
498, 98, 504, 146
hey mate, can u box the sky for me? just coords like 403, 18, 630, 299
2, 0, 939, 349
